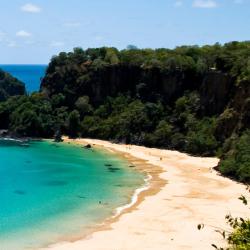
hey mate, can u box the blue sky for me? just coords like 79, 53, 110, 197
0, 0, 249, 64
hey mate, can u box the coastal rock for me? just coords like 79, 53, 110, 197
105, 163, 113, 167
54, 130, 63, 142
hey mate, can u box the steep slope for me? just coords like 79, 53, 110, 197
0, 42, 249, 182
0, 69, 26, 101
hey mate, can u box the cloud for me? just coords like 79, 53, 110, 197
21, 3, 41, 13
50, 41, 64, 47
193, 0, 217, 8
174, 1, 183, 7
16, 30, 32, 37
63, 22, 81, 28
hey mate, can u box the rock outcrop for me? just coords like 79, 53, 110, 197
0, 69, 26, 101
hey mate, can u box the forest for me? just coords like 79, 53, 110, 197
0, 69, 25, 101
0, 41, 249, 183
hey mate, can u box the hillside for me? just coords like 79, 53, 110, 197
0, 41, 249, 182
0, 69, 26, 101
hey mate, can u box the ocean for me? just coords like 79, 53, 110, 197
0, 139, 145, 250
0, 65, 47, 93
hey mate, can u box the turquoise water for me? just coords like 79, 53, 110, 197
0, 140, 145, 250
0, 65, 47, 93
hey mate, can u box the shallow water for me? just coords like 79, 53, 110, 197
0, 140, 145, 250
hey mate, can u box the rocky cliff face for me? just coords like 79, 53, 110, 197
41, 64, 235, 114
231, 80, 250, 125
41, 61, 250, 146
214, 80, 250, 141
200, 72, 234, 116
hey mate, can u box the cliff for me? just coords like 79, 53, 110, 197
2, 43, 250, 182
41, 65, 232, 113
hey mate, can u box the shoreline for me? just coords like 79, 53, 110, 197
113, 173, 152, 218
43, 138, 250, 250
44, 137, 166, 245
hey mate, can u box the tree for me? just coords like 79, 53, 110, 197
67, 110, 80, 138
104, 48, 120, 64
152, 120, 173, 147
219, 130, 250, 183
126, 45, 138, 50
10, 109, 41, 136
75, 96, 92, 117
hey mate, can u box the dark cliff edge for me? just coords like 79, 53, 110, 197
41, 63, 249, 138
41, 65, 234, 115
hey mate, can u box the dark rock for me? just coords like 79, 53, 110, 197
215, 80, 250, 141
108, 167, 121, 172
14, 190, 26, 195
77, 196, 86, 199
41, 64, 200, 107
54, 130, 63, 142
0, 130, 8, 137
200, 72, 233, 116
115, 184, 123, 187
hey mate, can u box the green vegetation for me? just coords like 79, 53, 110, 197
198, 194, 250, 250
0, 69, 25, 101
228, 216, 250, 250
0, 41, 249, 183
219, 131, 250, 183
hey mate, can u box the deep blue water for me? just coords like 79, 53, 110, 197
0, 65, 47, 93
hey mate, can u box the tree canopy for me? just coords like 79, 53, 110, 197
0, 41, 249, 183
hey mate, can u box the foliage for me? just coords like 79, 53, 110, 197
219, 131, 250, 183
66, 110, 81, 138
75, 96, 93, 117
0, 69, 25, 101
198, 192, 250, 250
227, 216, 250, 250
0, 93, 67, 137
0, 41, 250, 183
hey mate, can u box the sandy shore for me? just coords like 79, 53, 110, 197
43, 138, 250, 250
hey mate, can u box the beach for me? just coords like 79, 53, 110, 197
44, 138, 250, 250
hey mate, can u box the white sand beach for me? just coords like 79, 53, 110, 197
44, 138, 250, 250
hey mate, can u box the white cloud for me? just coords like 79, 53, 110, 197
16, 30, 32, 37
193, 0, 217, 8
21, 3, 41, 13
50, 41, 64, 47
174, 1, 183, 7
63, 22, 81, 28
